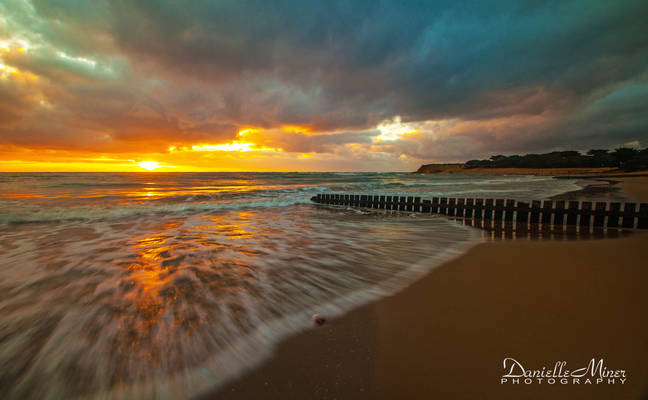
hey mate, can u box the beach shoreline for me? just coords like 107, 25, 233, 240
203, 177, 648, 400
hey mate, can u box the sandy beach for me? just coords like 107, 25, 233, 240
205, 176, 648, 400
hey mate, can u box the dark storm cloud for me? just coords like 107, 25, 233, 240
2, 0, 648, 158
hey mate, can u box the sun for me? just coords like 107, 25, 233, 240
138, 161, 160, 171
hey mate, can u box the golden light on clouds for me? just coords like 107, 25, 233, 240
0, 63, 18, 78
376, 116, 420, 141
190, 142, 281, 152
280, 125, 312, 133
0, 63, 38, 81
237, 128, 259, 137
0, 38, 32, 52
161, 129, 284, 155
0, 40, 35, 80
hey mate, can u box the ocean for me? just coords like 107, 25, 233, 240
0, 172, 581, 399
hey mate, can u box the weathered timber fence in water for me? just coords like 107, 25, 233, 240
310, 194, 648, 230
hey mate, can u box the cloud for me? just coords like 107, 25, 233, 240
1, 0, 647, 168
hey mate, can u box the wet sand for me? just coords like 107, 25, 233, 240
617, 177, 648, 202
204, 179, 648, 400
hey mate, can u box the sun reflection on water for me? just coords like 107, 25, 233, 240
0, 204, 475, 399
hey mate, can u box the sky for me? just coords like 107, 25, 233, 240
0, 0, 647, 172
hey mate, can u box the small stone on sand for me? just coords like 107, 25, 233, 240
312, 314, 326, 325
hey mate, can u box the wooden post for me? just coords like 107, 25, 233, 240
554, 200, 566, 228
608, 202, 620, 228
638, 203, 648, 229
530, 200, 541, 225
474, 199, 484, 219
439, 197, 448, 215
566, 201, 579, 226
516, 201, 530, 230
580, 201, 592, 229
504, 199, 515, 223
593, 202, 606, 228
622, 203, 636, 228
541, 200, 553, 226
484, 199, 494, 221
465, 199, 474, 219
414, 197, 421, 212
456, 198, 465, 217
398, 196, 406, 211
431, 197, 439, 213
422, 199, 431, 213
494, 199, 504, 222
448, 198, 456, 216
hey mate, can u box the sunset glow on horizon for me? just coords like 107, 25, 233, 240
138, 161, 161, 171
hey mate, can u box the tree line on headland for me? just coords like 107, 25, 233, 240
464, 147, 648, 171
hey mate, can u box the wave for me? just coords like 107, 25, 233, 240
0, 173, 581, 225
0, 198, 308, 225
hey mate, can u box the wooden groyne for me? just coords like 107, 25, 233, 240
310, 194, 648, 230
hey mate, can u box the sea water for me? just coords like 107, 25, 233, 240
0, 172, 580, 399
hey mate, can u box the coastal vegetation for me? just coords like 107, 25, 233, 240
463, 148, 648, 171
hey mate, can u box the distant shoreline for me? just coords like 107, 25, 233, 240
414, 163, 648, 178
